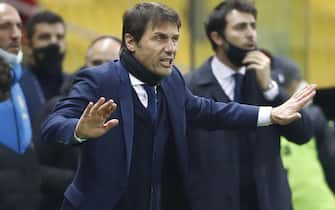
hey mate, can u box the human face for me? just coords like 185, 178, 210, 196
86, 38, 121, 67
0, 4, 22, 54
223, 9, 257, 50
31, 22, 66, 52
127, 21, 179, 77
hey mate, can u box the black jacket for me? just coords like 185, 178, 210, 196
0, 144, 42, 210
184, 58, 313, 210
305, 105, 335, 193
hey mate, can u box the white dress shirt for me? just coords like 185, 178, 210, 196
74, 73, 154, 142
76, 66, 276, 142
211, 56, 278, 126
129, 73, 156, 108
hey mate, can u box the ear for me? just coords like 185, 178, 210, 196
124, 33, 136, 52
209, 31, 224, 47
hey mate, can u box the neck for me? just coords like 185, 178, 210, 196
120, 49, 163, 86
215, 49, 239, 72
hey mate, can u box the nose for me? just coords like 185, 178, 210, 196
50, 35, 59, 45
164, 39, 177, 54
11, 25, 22, 41
245, 25, 256, 42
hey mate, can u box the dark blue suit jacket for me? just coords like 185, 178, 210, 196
185, 58, 313, 210
41, 60, 260, 210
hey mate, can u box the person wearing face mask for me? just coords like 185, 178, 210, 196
0, 3, 43, 210
20, 10, 69, 125
19, 11, 76, 210
184, 1, 313, 210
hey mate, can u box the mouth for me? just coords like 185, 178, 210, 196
8, 43, 21, 52
160, 58, 174, 68
245, 43, 257, 49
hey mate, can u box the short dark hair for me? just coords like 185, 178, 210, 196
205, 0, 257, 50
88, 35, 122, 50
121, 2, 181, 50
25, 10, 65, 41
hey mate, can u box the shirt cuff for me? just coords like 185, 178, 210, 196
257, 106, 272, 126
263, 80, 279, 101
74, 131, 88, 143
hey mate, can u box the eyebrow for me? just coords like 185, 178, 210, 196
153, 32, 179, 38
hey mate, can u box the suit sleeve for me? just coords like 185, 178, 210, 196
40, 69, 100, 144
180, 72, 259, 130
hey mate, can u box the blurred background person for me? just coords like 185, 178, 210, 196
85, 35, 121, 67
271, 56, 335, 210
20, 10, 70, 125
19, 10, 76, 210
0, 3, 42, 210
185, 1, 312, 210
57, 34, 122, 103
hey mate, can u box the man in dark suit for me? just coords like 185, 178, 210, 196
41, 2, 315, 210
185, 1, 313, 210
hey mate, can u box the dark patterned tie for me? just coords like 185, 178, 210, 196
143, 84, 157, 122
233, 73, 243, 102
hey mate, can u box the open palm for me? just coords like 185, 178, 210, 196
75, 97, 119, 139
271, 84, 316, 125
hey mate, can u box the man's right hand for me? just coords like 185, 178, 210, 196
75, 97, 119, 139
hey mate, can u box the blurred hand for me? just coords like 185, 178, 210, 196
243, 50, 271, 90
75, 97, 119, 139
271, 84, 316, 125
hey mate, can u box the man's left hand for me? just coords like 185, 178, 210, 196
271, 84, 317, 125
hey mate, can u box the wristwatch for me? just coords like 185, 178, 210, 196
264, 80, 276, 91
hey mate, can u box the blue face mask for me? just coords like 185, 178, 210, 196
0, 48, 23, 65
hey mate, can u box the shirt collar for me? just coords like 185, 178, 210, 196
129, 73, 144, 87
211, 56, 246, 80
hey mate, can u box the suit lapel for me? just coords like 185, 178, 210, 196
196, 61, 231, 102
160, 78, 183, 137
116, 63, 134, 174
210, 82, 230, 102
160, 73, 188, 174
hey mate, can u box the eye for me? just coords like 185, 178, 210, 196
92, 60, 104, 66
57, 34, 65, 40
38, 33, 51, 41
251, 23, 256, 30
0, 22, 11, 30
235, 23, 246, 30
172, 36, 179, 43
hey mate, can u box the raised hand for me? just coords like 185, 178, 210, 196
75, 97, 119, 139
243, 50, 272, 91
271, 84, 316, 125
